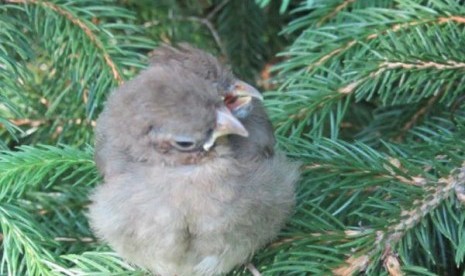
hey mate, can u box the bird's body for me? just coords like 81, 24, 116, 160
89, 45, 299, 276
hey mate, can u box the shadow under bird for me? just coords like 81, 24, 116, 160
89, 45, 299, 276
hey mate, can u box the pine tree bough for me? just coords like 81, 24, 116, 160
5, 0, 123, 84
333, 165, 465, 275
317, 0, 357, 27
308, 15, 465, 72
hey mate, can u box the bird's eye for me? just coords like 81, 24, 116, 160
171, 137, 197, 151
175, 141, 195, 148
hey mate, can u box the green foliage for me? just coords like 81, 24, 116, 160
0, 145, 98, 275
0, 0, 154, 148
1, 0, 465, 275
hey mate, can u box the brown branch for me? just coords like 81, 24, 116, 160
338, 76, 369, 94
384, 254, 403, 276
311, 40, 357, 70
381, 60, 465, 70
206, 0, 230, 20
1, 118, 97, 138
301, 159, 427, 187
170, 15, 228, 59
269, 229, 366, 249
384, 169, 462, 240
8, 119, 45, 127
54, 236, 95, 243
396, 91, 442, 141
6, 0, 123, 84
439, 16, 465, 24
338, 58, 465, 95
7, 118, 96, 127
310, 19, 422, 71
146, 1, 230, 59
317, 0, 357, 27
333, 255, 370, 276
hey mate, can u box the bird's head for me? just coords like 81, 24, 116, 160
98, 45, 263, 167
149, 43, 263, 116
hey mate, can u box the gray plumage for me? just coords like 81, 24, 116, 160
89, 45, 299, 276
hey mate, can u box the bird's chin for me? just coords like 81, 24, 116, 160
153, 148, 215, 167
177, 150, 211, 165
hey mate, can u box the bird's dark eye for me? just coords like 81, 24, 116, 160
176, 141, 194, 148
171, 136, 197, 151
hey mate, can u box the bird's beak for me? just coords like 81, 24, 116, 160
233, 80, 263, 101
225, 80, 263, 116
203, 106, 248, 151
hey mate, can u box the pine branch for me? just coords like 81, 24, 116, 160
216, 0, 269, 81
270, 2, 465, 140
316, 0, 357, 27
5, 0, 124, 84
0, 202, 60, 276
0, 145, 97, 201
0, 0, 154, 146
45, 251, 145, 275
169, 15, 228, 58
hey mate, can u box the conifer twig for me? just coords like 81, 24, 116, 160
333, 165, 465, 275
308, 15, 465, 72
5, 0, 123, 84
172, 16, 228, 59
146, 0, 230, 58
317, 0, 357, 27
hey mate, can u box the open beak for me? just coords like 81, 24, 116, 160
224, 80, 263, 117
203, 106, 248, 151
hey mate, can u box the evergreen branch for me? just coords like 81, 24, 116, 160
0, 202, 59, 275
456, 181, 465, 205
439, 16, 465, 24
397, 92, 442, 141
282, 0, 395, 34
333, 165, 465, 275
7, 118, 96, 128
307, 14, 465, 73
171, 16, 227, 58
0, 145, 97, 201
306, 21, 421, 72
379, 60, 465, 70
54, 237, 94, 243
30, 184, 96, 248
272, 3, 465, 139
5, 0, 123, 84
206, 0, 230, 21
46, 252, 144, 275
317, 0, 357, 27
294, 139, 428, 188
217, 0, 269, 80
255, 0, 290, 13
162, 0, 230, 58
1, 1, 153, 146
338, 58, 465, 96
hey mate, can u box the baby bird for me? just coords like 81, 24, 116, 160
89, 44, 299, 276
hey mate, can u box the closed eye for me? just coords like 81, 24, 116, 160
175, 141, 195, 149
171, 136, 197, 152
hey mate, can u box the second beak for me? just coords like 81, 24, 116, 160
203, 106, 248, 151
225, 80, 263, 118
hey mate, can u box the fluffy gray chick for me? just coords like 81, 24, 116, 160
89, 45, 299, 276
